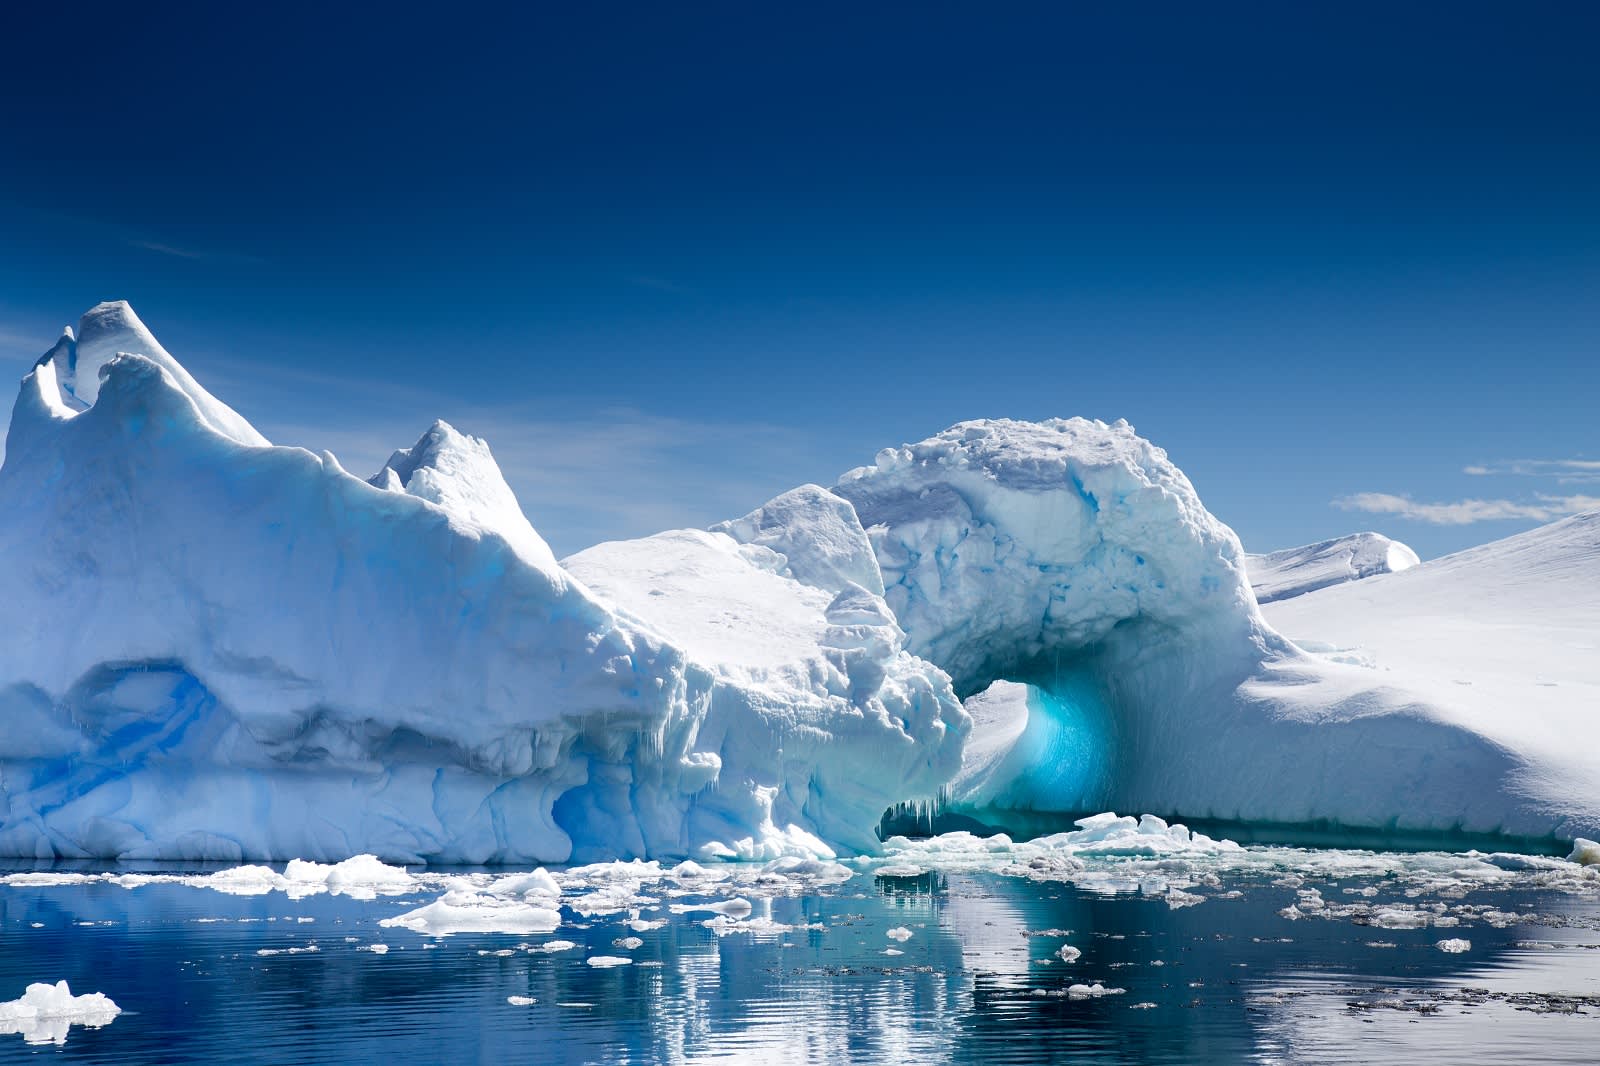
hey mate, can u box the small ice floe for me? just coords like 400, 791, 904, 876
0, 981, 121, 1046
256, 944, 319, 956
360, 944, 389, 955
702, 915, 820, 937
485, 869, 561, 898
586, 956, 632, 968
1057, 945, 1081, 963
527, 940, 579, 954
506, 996, 537, 1006
886, 927, 913, 942
883, 949, 904, 957
626, 918, 667, 932
1569, 839, 1600, 867
612, 937, 644, 950
380, 890, 560, 936
669, 898, 753, 918
874, 865, 926, 879
1032, 983, 1126, 999
1436, 938, 1472, 953
198, 855, 421, 900
1068, 983, 1125, 999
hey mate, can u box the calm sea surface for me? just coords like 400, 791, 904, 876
2, 855, 1599, 1064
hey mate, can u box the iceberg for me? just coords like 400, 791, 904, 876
0, 303, 965, 864
1246, 531, 1420, 604
1, 302, 1596, 863
836, 420, 1600, 845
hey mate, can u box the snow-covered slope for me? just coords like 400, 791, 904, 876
1247, 532, 1420, 603
0, 305, 965, 864
1259, 513, 1600, 835
839, 421, 1600, 845
564, 513, 965, 857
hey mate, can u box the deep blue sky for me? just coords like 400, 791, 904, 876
3, 2, 1596, 557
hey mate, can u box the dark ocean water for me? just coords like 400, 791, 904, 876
2, 860, 1598, 1064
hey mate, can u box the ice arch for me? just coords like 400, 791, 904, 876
839, 420, 1558, 844
834, 419, 1272, 701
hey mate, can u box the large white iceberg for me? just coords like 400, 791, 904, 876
0, 303, 964, 863
1, 303, 1595, 862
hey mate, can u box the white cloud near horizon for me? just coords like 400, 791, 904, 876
1335, 491, 1600, 526
1463, 458, 1600, 481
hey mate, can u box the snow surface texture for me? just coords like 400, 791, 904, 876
0, 304, 964, 864
838, 421, 1600, 843
1246, 532, 1420, 604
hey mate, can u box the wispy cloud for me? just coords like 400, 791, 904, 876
1335, 492, 1600, 526
0, 326, 45, 357
127, 237, 262, 264
1463, 459, 1600, 481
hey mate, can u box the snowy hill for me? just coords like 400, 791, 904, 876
1246, 532, 1420, 603
1260, 513, 1600, 834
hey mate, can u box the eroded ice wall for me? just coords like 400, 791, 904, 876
0, 305, 966, 863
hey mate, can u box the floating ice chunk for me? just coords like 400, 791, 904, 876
883, 948, 903, 957
702, 915, 818, 937
585, 956, 632, 968
256, 944, 319, 956
1066, 983, 1125, 999
1568, 839, 1600, 866
0, 873, 95, 887
1166, 890, 1206, 909
669, 898, 753, 917
195, 865, 287, 897
507, 995, 537, 1006
874, 864, 926, 879
1436, 938, 1472, 953
379, 890, 560, 936
0, 981, 121, 1046
1057, 945, 1081, 962
613, 937, 644, 950
284, 855, 417, 900
886, 927, 913, 942
486, 869, 562, 899
361, 944, 389, 954
527, 940, 579, 953
669, 861, 713, 882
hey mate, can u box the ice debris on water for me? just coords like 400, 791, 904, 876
0, 982, 121, 1047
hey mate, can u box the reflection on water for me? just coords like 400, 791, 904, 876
2, 857, 1599, 1063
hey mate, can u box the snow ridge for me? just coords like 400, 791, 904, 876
1247, 531, 1420, 603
